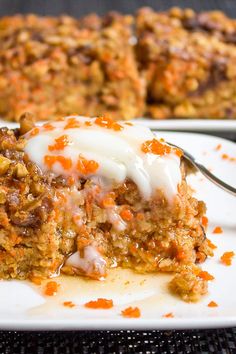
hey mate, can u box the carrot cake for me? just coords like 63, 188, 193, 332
0, 13, 145, 122
136, 7, 236, 119
0, 115, 212, 301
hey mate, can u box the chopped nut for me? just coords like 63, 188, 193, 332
0, 190, 6, 204
0, 155, 11, 175
30, 182, 45, 195
15, 163, 28, 178
19, 112, 35, 135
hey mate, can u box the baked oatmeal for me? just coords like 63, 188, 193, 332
136, 7, 236, 119
0, 13, 145, 122
0, 114, 212, 301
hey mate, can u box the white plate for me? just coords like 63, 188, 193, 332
136, 119, 236, 132
2, 118, 236, 132
0, 131, 236, 331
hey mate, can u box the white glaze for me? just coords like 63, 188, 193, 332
66, 245, 107, 277
24, 116, 181, 200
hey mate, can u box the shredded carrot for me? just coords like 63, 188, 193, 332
64, 117, 81, 129
202, 216, 208, 228
48, 135, 70, 151
121, 306, 141, 318
120, 209, 133, 221
76, 155, 99, 175
176, 250, 186, 261
43, 123, 54, 131
44, 155, 72, 170
95, 116, 123, 131
212, 226, 223, 234
208, 301, 218, 307
198, 271, 215, 281
141, 138, 182, 157
63, 301, 75, 308
215, 144, 222, 151
44, 281, 59, 296
124, 122, 133, 126
85, 121, 92, 126
84, 298, 113, 309
162, 312, 174, 318
222, 153, 229, 160
30, 276, 42, 285
141, 138, 171, 155
220, 251, 235, 266
30, 127, 39, 137
207, 239, 217, 250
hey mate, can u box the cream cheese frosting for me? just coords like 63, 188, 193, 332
24, 116, 182, 201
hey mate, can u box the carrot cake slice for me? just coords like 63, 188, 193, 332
0, 115, 212, 301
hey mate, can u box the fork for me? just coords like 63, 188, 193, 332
167, 142, 236, 197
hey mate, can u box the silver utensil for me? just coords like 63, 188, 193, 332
168, 142, 236, 197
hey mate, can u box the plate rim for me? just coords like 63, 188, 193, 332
1, 130, 236, 331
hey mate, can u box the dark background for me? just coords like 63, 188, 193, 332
0, 0, 236, 17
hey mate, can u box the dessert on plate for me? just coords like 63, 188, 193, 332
2, 8, 236, 122
0, 114, 212, 301
0, 13, 145, 122
136, 7, 236, 119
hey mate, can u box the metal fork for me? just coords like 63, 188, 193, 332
167, 142, 236, 197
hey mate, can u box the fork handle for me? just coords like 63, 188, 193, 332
196, 162, 236, 196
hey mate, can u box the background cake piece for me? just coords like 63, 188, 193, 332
136, 7, 236, 119
0, 12, 145, 122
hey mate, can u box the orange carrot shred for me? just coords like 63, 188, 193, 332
220, 251, 235, 266
176, 250, 186, 261
44, 155, 72, 170
44, 281, 59, 296
120, 209, 133, 221
95, 117, 123, 131
162, 312, 174, 318
222, 153, 229, 160
30, 127, 39, 137
64, 117, 81, 129
63, 301, 75, 308
198, 271, 215, 281
141, 139, 182, 157
30, 276, 42, 285
207, 239, 217, 250
48, 135, 70, 151
215, 144, 222, 151
208, 301, 218, 307
121, 306, 141, 318
212, 226, 223, 234
202, 216, 208, 228
76, 155, 99, 175
84, 298, 113, 309
141, 139, 171, 155
43, 123, 54, 131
